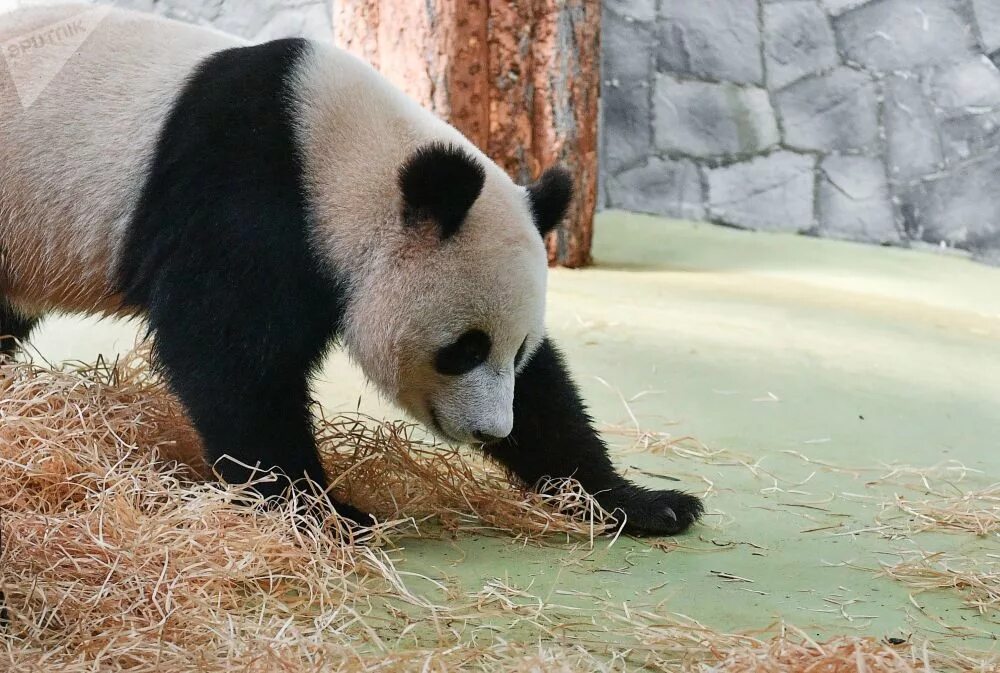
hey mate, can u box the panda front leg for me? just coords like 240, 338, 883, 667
483, 338, 703, 536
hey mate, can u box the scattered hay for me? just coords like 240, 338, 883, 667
562, 611, 998, 672
881, 551, 999, 618
879, 485, 1000, 538
782, 452, 985, 486
604, 423, 730, 462
706, 625, 990, 673
3, 351, 999, 672
870, 463, 986, 490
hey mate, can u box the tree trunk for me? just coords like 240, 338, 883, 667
332, 0, 600, 268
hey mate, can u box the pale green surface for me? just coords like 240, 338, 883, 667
31, 212, 1000, 647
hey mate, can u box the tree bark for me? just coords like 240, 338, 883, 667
332, 0, 600, 268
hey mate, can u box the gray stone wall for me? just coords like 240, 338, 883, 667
601, 0, 1000, 263
14, 0, 1000, 262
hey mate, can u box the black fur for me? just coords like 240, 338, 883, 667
527, 167, 573, 236
116, 39, 369, 525
0, 298, 38, 357
399, 142, 486, 239
485, 338, 703, 535
434, 328, 491, 376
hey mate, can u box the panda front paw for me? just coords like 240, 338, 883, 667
598, 484, 703, 536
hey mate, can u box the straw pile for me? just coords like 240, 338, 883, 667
2, 351, 999, 672
0, 350, 617, 540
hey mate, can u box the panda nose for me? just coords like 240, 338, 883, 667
474, 430, 509, 444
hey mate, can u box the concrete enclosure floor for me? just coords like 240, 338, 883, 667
30, 211, 1000, 647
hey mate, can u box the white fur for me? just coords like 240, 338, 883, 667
0, 5, 239, 315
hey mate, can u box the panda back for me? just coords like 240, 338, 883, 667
0, 5, 240, 315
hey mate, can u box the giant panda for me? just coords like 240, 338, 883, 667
0, 5, 703, 535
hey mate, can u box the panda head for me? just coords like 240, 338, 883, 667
337, 142, 572, 444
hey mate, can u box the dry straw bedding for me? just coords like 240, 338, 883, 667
1, 352, 997, 672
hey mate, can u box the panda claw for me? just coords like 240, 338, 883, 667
598, 485, 703, 537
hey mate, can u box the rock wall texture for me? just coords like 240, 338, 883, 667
602, 0, 1000, 263
15, 0, 1000, 262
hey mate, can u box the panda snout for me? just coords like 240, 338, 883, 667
431, 374, 514, 444
470, 411, 513, 444
473, 429, 510, 444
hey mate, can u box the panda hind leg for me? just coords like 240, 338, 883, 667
0, 297, 39, 359
141, 275, 376, 534
151, 334, 375, 530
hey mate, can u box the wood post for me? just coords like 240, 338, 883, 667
332, 0, 600, 268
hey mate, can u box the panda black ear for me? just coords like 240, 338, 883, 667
527, 167, 573, 237
399, 142, 486, 240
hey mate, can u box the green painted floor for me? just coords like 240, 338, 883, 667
30, 211, 1000, 647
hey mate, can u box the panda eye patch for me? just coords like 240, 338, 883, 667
514, 337, 529, 367
435, 329, 492, 376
